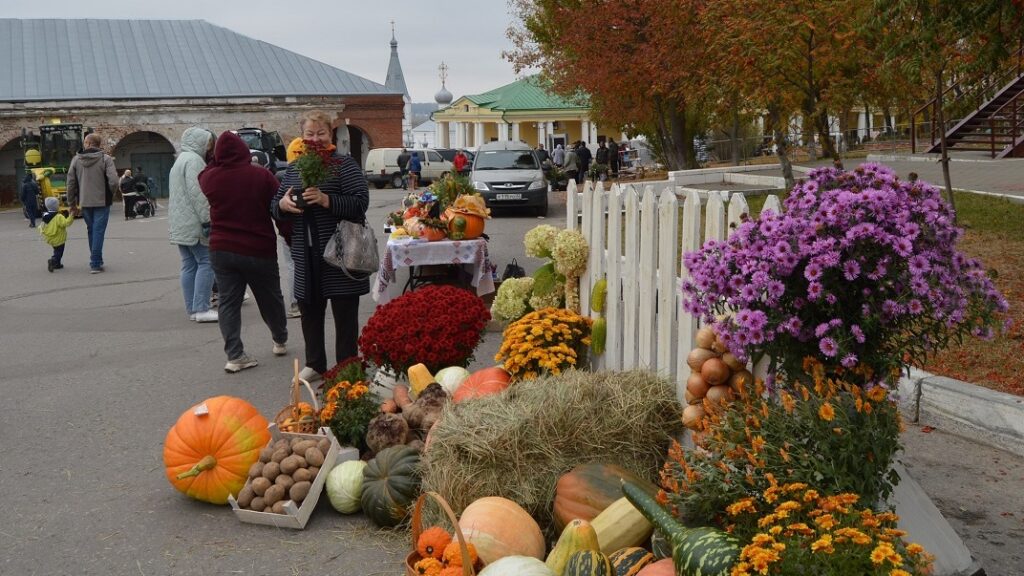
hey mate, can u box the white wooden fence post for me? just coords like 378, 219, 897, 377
605, 184, 623, 370
637, 186, 659, 371
762, 194, 782, 216
676, 189, 703, 397
583, 181, 605, 317
622, 186, 641, 367
656, 188, 679, 381
705, 191, 727, 243
727, 193, 750, 228
565, 179, 578, 231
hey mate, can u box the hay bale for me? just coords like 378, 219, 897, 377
422, 369, 682, 535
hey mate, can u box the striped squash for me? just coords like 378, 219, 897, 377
608, 547, 654, 576
565, 550, 614, 576
590, 497, 653, 554
547, 519, 601, 576
621, 482, 739, 576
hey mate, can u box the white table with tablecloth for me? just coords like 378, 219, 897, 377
371, 238, 495, 304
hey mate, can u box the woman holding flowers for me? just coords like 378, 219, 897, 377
273, 110, 370, 383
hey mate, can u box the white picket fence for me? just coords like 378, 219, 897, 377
566, 179, 782, 401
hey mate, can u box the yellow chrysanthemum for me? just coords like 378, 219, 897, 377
867, 386, 888, 402
810, 534, 834, 554
818, 402, 835, 422
905, 543, 925, 556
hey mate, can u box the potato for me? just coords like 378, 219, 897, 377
273, 439, 290, 452
250, 496, 265, 511
289, 481, 312, 503
271, 501, 287, 514
262, 461, 281, 481
292, 468, 313, 483
317, 438, 331, 454
263, 506, 273, 513
271, 448, 290, 463
236, 485, 255, 508
308, 466, 320, 478
264, 484, 286, 506
251, 477, 272, 496
304, 447, 325, 468
248, 462, 264, 479
289, 437, 307, 450
275, 474, 295, 491
280, 455, 302, 476
259, 446, 274, 463
292, 440, 317, 454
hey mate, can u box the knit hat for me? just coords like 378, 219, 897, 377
44, 197, 59, 212
286, 138, 305, 163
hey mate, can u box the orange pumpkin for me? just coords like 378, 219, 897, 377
637, 558, 675, 575
163, 396, 270, 505
452, 367, 511, 403
418, 526, 453, 560
458, 496, 545, 563
420, 226, 448, 242
448, 212, 486, 240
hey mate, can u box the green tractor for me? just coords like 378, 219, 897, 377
22, 121, 90, 210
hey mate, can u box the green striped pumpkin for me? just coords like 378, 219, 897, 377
621, 482, 739, 576
565, 550, 615, 576
608, 547, 654, 576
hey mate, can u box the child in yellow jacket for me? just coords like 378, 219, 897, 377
39, 197, 75, 272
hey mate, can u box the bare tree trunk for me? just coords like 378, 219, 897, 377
934, 67, 958, 222
769, 103, 796, 189
815, 109, 841, 169
731, 107, 741, 166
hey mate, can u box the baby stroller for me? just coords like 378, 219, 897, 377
123, 180, 157, 219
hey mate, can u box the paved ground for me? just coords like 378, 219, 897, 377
1, 184, 1021, 575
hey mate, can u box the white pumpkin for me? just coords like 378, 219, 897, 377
434, 366, 471, 395
479, 556, 554, 576
325, 460, 367, 514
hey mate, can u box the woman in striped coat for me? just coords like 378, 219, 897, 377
272, 111, 369, 382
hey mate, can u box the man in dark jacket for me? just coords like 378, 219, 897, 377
67, 133, 118, 273
396, 148, 411, 190
21, 173, 40, 227
576, 142, 592, 181
198, 131, 288, 373
608, 139, 620, 176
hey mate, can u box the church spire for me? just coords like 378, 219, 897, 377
385, 20, 409, 99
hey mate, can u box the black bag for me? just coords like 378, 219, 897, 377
501, 258, 526, 281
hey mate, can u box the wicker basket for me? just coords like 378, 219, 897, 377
274, 359, 320, 434
405, 491, 475, 576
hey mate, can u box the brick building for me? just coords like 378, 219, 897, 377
0, 19, 404, 202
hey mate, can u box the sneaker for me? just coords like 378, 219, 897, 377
189, 313, 197, 322
272, 342, 287, 356
90, 266, 104, 274
287, 304, 301, 318
47, 259, 54, 273
193, 310, 219, 323
298, 366, 322, 383
54, 263, 64, 270
225, 354, 258, 373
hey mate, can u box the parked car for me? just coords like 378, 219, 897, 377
364, 147, 453, 189
470, 141, 549, 216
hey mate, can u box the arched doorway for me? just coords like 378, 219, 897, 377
113, 131, 175, 197
0, 137, 25, 206
335, 125, 370, 168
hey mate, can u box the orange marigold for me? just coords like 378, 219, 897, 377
818, 402, 836, 422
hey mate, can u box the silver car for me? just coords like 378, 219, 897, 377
471, 141, 549, 216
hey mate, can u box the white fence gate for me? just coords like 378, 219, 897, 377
566, 179, 782, 401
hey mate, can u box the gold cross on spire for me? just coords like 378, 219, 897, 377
438, 61, 449, 86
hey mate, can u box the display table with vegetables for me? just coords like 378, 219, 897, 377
372, 238, 495, 304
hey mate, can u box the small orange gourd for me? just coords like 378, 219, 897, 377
413, 557, 443, 576
163, 396, 270, 505
442, 540, 479, 567
417, 526, 453, 560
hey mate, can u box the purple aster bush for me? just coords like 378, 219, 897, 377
682, 163, 1009, 385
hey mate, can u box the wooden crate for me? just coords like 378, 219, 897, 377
228, 425, 358, 529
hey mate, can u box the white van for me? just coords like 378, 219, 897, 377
364, 148, 453, 189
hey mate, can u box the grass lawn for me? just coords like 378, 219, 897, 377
743, 191, 1023, 396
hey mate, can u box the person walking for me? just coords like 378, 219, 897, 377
119, 169, 139, 219
563, 143, 580, 184
396, 147, 411, 190
552, 143, 565, 167
39, 197, 76, 272
535, 143, 550, 165
66, 133, 118, 274
20, 173, 40, 228
608, 139, 620, 177
453, 149, 469, 175
407, 151, 422, 190
199, 131, 289, 373
273, 110, 369, 383
169, 127, 218, 323
576, 141, 592, 182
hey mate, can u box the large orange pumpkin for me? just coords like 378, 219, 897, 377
163, 396, 271, 505
452, 367, 511, 403
458, 496, 545, 564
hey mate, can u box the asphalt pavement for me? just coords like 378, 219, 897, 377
1, 186, 1020, 575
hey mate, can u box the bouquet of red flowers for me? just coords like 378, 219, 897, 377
358, 285, 491, 374
294, 139, 339, 188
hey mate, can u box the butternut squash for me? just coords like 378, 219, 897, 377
589, 497, 653, 555
407, 363, 435, 399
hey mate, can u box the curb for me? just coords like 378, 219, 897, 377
898, 368, 1024, 458
867, 153, 1024, 165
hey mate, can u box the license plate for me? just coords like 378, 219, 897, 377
495, 193, 522, 200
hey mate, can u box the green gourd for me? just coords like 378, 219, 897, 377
360, 445, 421, 528
620, 481, 739, 576
591, 278, 608, 313
565, 550, 615, 576
547, 519, 601, 576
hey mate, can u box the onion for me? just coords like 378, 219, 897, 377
682, 404, 706, 430
701, 358, 730, 386
687, 348, 719, 371
695, 326, 717, 350
722, 352, 746, 372
684, 389, 700, 405
686, 372, 709, 399
711, 337, 728, 354
729, 370, 754, 392
706, 385, 734, 404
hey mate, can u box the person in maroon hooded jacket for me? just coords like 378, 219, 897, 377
199, 131, 289, 373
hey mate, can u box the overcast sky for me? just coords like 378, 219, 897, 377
7, 0, 530, 102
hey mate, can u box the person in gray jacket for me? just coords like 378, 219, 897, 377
66, 133, 118, 273
168, 127, 217, 323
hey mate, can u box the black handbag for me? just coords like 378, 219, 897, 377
501, 258, 526, 281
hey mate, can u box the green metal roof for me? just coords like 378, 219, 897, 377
466, 76, 588, 111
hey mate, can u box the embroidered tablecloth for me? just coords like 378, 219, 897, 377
372, 238, 495, 304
